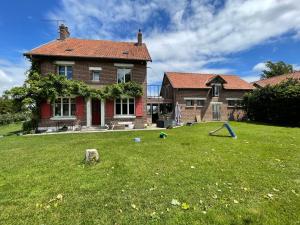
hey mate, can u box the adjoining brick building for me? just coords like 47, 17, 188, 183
158, 72, 254, 122
24, 24, 151, 130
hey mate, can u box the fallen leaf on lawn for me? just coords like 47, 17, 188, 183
155, 172, 159, 175
150, 211, 160, 219
56, 194, 63, 200
181, 202, 190, 210
291, 190, 299, 196
212, 194, 218, 199
171, 199, 181, 206
202, 211, 207, 214
199, 200, 203, 204
242, 187, 249, 191
149, 186, 156, 191
131, 204, 138, 210
275, 159, 281, 162
272, 188, 279, 192
119, 209, 123, 213
217, 189, 222, 192
264, 193, 273, 199
233, 199, 239, 204
191, 166, 195, 169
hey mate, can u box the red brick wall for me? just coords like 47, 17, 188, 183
37, 58, 147, 128
172, 88, 249, 122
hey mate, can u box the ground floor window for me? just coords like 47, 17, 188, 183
115, 98, 135, 115
53, 98, 76, 117
228, 99, 243, 107
196, 100, 205, 107
185, 100, 194, 107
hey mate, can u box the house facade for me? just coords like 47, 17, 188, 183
24, 24, 151, 130
160, 72, 254, 122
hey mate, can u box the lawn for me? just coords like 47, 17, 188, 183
0, 122, 299, 225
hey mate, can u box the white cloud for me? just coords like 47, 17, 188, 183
242, 74, 261, 83
292, 64, 300, 71
252, 62, 268, 72
47, 0, 300, 83
0, 58, 29, 95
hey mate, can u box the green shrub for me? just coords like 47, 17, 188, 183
0, 112, 30, 125
243, 78, 300, 126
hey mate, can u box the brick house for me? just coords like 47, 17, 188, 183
24, 24, 151, 130
252, 72, 300, 88
160, 72, 253, 122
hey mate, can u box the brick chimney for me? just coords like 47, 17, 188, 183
58, 24, 70, 40
137, 29, 142, 46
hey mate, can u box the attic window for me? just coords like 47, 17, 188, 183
65, 48, 73, 52
122, 50, 129, 55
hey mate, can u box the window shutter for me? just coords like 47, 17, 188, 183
40, 101, 52, 119
76, 97, 85, 120
135, 97, 143, 117
106, 100, 114, 117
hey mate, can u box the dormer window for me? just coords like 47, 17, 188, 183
212, 84, 221, 97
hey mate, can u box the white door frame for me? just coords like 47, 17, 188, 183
86, 97, 92, 127
100, 99, 105, 126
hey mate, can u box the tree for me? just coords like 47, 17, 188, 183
243, 78, 300, 126
261, 61, 294, 79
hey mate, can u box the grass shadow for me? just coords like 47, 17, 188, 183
209, 134, 233, 138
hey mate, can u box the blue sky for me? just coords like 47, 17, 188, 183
1, 0, 300, 93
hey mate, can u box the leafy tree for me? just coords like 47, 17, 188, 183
243, 78, 300, 126
261, 61, 294, 79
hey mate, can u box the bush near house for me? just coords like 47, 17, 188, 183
0, 97, 29, 125
243, 78, 300, 126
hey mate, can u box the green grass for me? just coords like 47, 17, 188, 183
0, 122, 299, 225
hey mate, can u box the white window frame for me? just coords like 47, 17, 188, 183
92, 70, 101, 81
185, 99, 194, 107
196, 99, 205, 107
226, 98, 243, 108
117, 68, 132, 83
52, 97, 76, 119
184, 97, 206, 107
114, 98, 135, 118
57, 65, 73, 79
212, 84, 221, 97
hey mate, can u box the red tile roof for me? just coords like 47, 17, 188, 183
24, 38, 152, 61
252, 72, 300, 87
165, 72, 253, 90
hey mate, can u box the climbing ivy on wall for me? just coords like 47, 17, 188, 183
5, 63, 143, 107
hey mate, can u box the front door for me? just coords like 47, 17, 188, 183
212, 103, 221, 121
92, 99, 101, 125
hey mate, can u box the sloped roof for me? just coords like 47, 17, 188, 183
252, 72, 300, 87
24, 38, 152, 61
165, 72, 253, 90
